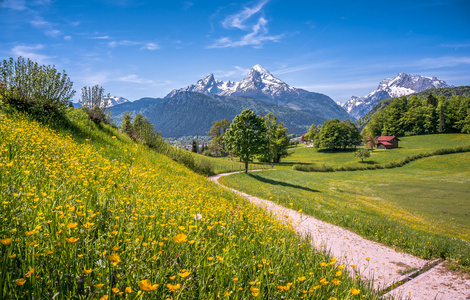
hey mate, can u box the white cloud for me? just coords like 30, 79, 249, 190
11, 44, 53, 64
30, 18, 62, 38
210, 0, 282, 48
1, 0, 27, 10
119, 74, 155, 85
64, 36, 72, 41
209, 17, 282, 48
92, 35, 111, 40
141, 43, 160, 50
222, 0, 269, 30
108, 40, 140, 48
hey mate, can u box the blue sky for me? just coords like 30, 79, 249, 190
1, 0, 469, 103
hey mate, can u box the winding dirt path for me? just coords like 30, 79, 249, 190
209, 171, 470, 299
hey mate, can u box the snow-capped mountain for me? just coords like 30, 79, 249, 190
104, 96, 130, 108
342, 73, 449, 119
166, 65, 352, 120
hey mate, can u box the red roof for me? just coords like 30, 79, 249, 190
377, 141, 392, 146
377, 136, 398, 142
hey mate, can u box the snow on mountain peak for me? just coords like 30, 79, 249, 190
166, 64, 295, 99
342, 72, 449, 119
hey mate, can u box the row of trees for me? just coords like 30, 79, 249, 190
363, 94, 470, 137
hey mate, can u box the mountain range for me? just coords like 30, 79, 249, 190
111, 65, 351, 137
342, 72, 449, 119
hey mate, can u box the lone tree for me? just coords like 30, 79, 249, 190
80, 85, 110, 124
224, 109, 267, 173
354, 148, 370, 162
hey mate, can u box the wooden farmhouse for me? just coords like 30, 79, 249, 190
376, 136, 400, 149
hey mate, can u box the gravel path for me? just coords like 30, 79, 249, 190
209, 171, 470, 299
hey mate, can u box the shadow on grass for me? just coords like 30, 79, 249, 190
247, 173, 319, 193
359, 160, 377, 165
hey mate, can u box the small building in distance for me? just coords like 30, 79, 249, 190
376, 136, 400, 149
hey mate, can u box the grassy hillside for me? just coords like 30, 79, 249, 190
0, 106, 378, 299
356, 86, 470, 130
220, 136, 470, 271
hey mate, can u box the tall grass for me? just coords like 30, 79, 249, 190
0, 108, 379, 299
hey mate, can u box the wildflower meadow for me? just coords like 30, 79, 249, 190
0, 109, 378, 299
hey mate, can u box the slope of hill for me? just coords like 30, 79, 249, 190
110, 96, 164, 120
343, 73, 449, 119
0, 105, 376, 298
356, 86, 470, 130
145, 92, 322, 137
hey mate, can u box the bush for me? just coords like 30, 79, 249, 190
0, 57, 75, 115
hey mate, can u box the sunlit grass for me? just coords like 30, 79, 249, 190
0, 108, 379, 299
220, 145, 470, 271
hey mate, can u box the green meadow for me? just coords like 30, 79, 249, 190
0, 106, 379, 299
219, 135, 470, 271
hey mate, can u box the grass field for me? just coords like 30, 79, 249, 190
280, 134, 470, 170
189, 152, 271, 174
0, 107, 378, 299
219, 136, 470, 271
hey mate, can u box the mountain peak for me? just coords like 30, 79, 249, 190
342, 72, 449, 119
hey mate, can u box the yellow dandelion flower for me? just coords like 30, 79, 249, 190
67, 222, 78, 229
94, 283, 104, 288
225, 291, 232, 296
297, 276, 306, 281
178, 271, 190, 278
250, 287, 260, 297
8, 254, 17, 258
207, 257, 213, 261
125, 286, 132, 293
335, 270, 342, 277
216, 255, 223, 262
332, 278, 340, 285
172, 233, 187, 243
65, 237, 79, 244
25, 231, 35, 236
25, 269, 34, 277
108, 254, 121, 264
350, 287, 361, 295
45, 250, 54, 255
16, 278, 26, 286
139, 279, 158, 291
84, 268, 93, 274
0, 238, 13, 246
167, 283, 180, 292
112, 288, 120, 294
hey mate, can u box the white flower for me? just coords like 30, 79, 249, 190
194, 214, 203, 220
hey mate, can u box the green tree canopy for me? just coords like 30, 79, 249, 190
208, 118, 230, 156
354, 148, 371, 162
259, 113, 290, 163
224, 109, 267, 173
0, 56, 75, 114
80, 85, 110, 124
304, 123, 320, 145
314, 119, 361, 150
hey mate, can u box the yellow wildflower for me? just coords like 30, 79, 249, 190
0, 238, 13, 246
65, 237, 79, 244
139, 279, 158, 291
172, 233, 187, 243
16, 278, 26, 286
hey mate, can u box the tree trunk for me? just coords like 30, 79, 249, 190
244, 161, 248, 173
